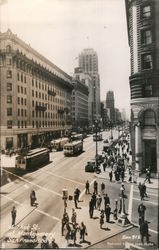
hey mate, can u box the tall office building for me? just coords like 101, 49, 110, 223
0, 29, 73, 150
73, 67, 93, 125
106, 91, 115, 123
125, 0, 159, 174
79, 48, 101, 121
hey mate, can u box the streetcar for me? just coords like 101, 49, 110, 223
50, 137, 69, 151
71, 133, 83, 141
15, 148, 49, 170
93, 133, 102, 141
63, 140, 83, 156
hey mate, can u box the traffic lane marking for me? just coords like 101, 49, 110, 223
3, 168, 62, 198
133, 189, 159, 197
133, 197, 158, 205
40, 169, 85, 186
1, 194, 60, 222
79, 179, 95, 200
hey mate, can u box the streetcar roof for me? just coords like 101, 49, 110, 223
64, 140, 82, 146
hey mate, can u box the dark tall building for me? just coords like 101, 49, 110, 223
106, 91, 115, 123
125, 0, 159, 174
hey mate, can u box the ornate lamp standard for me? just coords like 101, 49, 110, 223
93, 120, 99, 168
62, 188, 68, 213
109, 120, 113, 140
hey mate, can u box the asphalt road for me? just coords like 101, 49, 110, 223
1, 130, 158, 249
0, 131, 115, 240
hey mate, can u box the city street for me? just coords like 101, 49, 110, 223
1, 130, 158, 249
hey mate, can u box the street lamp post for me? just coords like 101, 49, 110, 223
94, 120, 98, 168
109, 120, 113, 140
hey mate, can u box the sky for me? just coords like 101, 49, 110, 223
0, 0, 131, 118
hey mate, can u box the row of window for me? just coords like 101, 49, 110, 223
32, 120, 64, 128
32, 100, 65, 112
17, 97, 27, 105
18, 109, 27, 117
17, 85, 27, 95
7, 120, 27, 129
17, 72, 27, 83
32, 110, 64, 119
32, 79, 65, 97
32, 90, 65, 104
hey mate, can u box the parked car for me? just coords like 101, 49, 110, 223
103, 139, 109, 143
85, 160, 101, 173
96, 153, 104, 164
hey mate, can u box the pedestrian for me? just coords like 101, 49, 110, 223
101, 182, 105, 195
140, 220, 149, 244
104, 194, 110, 208
94, 180, 98, 194
71, 208, 77, 224
92, 192, 97, 209
138, 182, 144, 200
121, 170, 125, 182
142, 183, 148, 198
109, 170, 113, 182
79, 222, 87, 242
105, 204, 111, 222
41, 235, 49, 249
99, 210, 104, 229
11, 206, 16, 227
145, 168, 151, 183
113, 207, 118, 220
61, 211, 69, 236
89, 198, 94, 218
85, 180, 90, 194
128, 170, 132, 182
103, 162, 106, 172
74, 190, 78, 209
71, 223, 79, 246
65, 223, 71, 246
96, 194, 102, 211
51, 238, 59, 249
138, 203, 146, 222
30, 190, 37, 206
75, 188, 81, 202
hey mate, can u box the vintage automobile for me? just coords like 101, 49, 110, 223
85, 160, 101, 173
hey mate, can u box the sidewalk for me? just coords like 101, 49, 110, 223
95, 169, 159, 190
43, 190, 133, 248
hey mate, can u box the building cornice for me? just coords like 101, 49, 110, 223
0, 29, 72, 84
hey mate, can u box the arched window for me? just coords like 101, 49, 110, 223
143, 110, 156, 126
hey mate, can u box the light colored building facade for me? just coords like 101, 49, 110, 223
71, 74, 89, 129
79, 48, 101, 121
73, 67, 93, 125
125, 0, 159, 175
0, 29, 73, 150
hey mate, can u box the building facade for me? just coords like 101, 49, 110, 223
125, 0, 159, 174
106, 91, 115, 123
0, 29, 73, 150
71, 73, 89, 129
73, 67, 93, 125
79, 48, 101, 121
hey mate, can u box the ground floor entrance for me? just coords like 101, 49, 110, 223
144, 140, 157, 173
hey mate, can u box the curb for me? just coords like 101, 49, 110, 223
84, 224, 134, 249
94, 174, 159, 190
